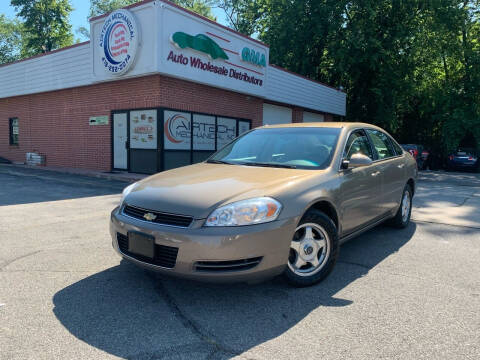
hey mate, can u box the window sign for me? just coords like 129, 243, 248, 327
238, 120, 250, 135
164, 111, 191, 150
130, 110, 157, 149
193, 114, 215, 150
217, 117, 237, 149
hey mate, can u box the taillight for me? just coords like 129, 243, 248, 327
468, 156, 473, 160
449, 155, 454, 160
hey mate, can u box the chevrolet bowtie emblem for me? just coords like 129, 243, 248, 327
143, 212, 157, 221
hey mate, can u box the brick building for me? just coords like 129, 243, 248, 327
0, 0, 346, 174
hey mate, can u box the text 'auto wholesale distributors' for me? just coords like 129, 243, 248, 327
167, 51, 264, 87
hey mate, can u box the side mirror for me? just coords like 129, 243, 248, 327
348, 153, 373, 168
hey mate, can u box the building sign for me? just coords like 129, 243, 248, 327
162, 5, 268, 97
89, 116, 109, 125
193, 114, 215, 150
99, 9, 139, 75
241, 48, 266, 67
217, 117, 236, 148
164, 111, 191, 150
130, 110, 157, 149
171, 32, 229, 60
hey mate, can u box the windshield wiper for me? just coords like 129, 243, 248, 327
206, 159, 235, 165
240, 162, 297, 169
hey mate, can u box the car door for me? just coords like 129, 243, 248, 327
365, 129, 405, 215
338, 129, 383, 236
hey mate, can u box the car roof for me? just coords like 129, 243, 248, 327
259, 122, 384, 131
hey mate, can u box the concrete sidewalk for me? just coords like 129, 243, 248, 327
412, 170, 480, 229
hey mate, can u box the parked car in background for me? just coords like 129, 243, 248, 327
111, 123, 417, 287
401, 144, 430, 170
447, 148, 479, 172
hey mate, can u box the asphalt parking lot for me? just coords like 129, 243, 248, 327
0, 165, 479, 360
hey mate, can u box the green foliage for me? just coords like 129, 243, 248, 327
215, 0, 264, 35
218, 0, 480, 154
89, 0, 215, 20
11, 0, 74, 55
0, 14, 24, 64
88, 0, 138, 18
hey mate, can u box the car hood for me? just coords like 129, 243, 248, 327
124, 163, 315, 218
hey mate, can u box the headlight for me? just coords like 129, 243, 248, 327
205, 197, 282, 227
119, 183, 136, 206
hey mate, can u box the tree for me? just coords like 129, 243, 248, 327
89, 0, 216, 20
218, 0, 480, 156
0, 15, 24, 64
214, 0, 262, 35
10, 0, 74, 54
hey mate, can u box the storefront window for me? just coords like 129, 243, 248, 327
130, 110, 157, 149
217, 117, 237, 149
164, 111, 191, 150
127, 109, 251, 172
9, 118, 19, 145
238, 120, 250, 135
193, 114, 215, 150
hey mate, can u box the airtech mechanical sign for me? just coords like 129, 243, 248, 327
99, 9, 139, 75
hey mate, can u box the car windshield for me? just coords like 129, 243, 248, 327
207, 127, 341, 169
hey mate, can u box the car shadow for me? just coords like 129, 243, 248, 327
52, 222, 416, 359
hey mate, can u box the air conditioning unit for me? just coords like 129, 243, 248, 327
26, 152, 46, 166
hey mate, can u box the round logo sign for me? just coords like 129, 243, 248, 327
99, 9, 139, 75
165, 114, 190, 144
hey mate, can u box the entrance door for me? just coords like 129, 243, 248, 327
113, 113, 128, 170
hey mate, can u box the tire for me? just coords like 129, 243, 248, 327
388, 184, 413, 228
283, 209, 339, 287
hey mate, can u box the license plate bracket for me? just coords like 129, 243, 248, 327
128, 231, 155, 259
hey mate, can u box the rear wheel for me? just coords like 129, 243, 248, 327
388, 184, 412, 228
283, 210, 339, 287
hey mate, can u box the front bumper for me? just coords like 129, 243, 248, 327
110, 206, 298, 283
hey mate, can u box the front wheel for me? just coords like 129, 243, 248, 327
283, 210, 339, 287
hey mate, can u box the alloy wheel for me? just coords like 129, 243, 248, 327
288, 223, 330, 277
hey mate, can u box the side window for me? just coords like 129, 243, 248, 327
390, 137, 404, 155
343, 130, 374, 160
9, 118, 19, 145
366, 129, 395, 160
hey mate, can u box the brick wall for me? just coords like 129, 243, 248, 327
0, 74, 263, 171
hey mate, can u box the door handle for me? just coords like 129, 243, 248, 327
371, 171, 381, 177
397, 164, 405, 169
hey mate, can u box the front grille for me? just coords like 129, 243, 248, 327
195, 257, 263, 272
117, 233, 179, 269
123, 204, 193, 228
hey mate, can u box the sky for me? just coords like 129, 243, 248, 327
1, 1, 227, 42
